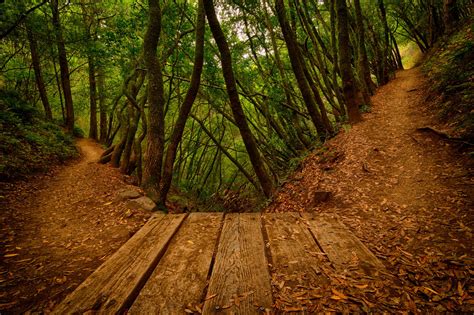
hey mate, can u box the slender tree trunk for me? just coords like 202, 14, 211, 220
88, 56, 98, 139
142, 0, 165, 202
275, 0, 328, 139
329, 0, 345, 117
26, 21, 52, 120
378, 0, 390, 85
354, 0, 377, 95
262, 0, 308, 150
51, 0, 74, 132
159, 0, 205, 207
81, 2, 98, 140
191, 115, 259, 191
336, 0, 362, 123
97, 66, 107, 143
204, 0, 274, 198
391, 33, 404, 70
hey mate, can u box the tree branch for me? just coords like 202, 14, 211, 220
1, 1, 48, 40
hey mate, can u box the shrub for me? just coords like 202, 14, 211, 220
0, 89, 77, 180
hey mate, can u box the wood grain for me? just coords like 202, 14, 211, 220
303, 213, 384, 275
53, 213, 186, 314
202, 213, 272, 314
129, 213, 223, 314
263, 212, 328, 312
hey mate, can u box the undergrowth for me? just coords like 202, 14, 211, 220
0, 90, 77, 180
422, 21, 474, 141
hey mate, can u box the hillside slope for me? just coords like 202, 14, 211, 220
266, 67, 473, 312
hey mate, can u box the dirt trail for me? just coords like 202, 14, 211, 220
268, 68, 473, 312
0, 139, 150, 313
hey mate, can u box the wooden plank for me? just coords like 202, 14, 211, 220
202, 213, 272, 314
303, 213, 384, 275
53, 213, 186, 314
129, 213, 223, 314
263, 213, 328, 313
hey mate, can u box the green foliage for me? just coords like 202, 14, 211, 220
422, 22, 474, 140
0, 90, 77, 180
73, 125, 85, 138
359, 104, 372, 113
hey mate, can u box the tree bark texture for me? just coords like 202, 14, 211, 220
142, 0, 166, 202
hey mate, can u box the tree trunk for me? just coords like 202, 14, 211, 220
142, 0, 166, 202
444, 0, 458, 33
203, 0, 274, 198
88, 56, 98, 140
354, 0, 377, 95
120, 106, 140, 174
26, 21, 53, 121
377, 0, 391, 85
336, 0, 362, 123
191, 115, 259, 191
275, 0, 328, 139
159, 0, 205, 207
391, 33, 404, 70
97, 66, 107, 143
51, 0, 74, 132
262, 0, 308, 150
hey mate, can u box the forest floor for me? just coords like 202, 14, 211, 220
0, 139, 151, 313
0, 67, 472, 313
267, 67, 473, 312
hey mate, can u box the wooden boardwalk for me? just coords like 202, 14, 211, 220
53, 212, 384, 314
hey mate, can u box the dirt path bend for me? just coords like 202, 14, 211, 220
268, 68, 473, 312
0, 139, 150, 313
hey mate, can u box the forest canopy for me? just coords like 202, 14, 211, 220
1, 0, 471, 210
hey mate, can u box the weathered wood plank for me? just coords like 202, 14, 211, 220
303, 213, 384, 275
129, 213, 223, 314
202, 213, 272, 314
263, 213, 328, 313
53, 213, 186, 314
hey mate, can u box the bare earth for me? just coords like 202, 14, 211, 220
267, 68, 473, 312
0, 67, 472, 313
0, 139, 150, 313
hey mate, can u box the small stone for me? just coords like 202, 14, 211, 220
127, 196, 157, 211
115, 189, 141, 201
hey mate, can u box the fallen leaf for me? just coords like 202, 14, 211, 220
205, 293, 218, 301
331, 289, 348, 300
